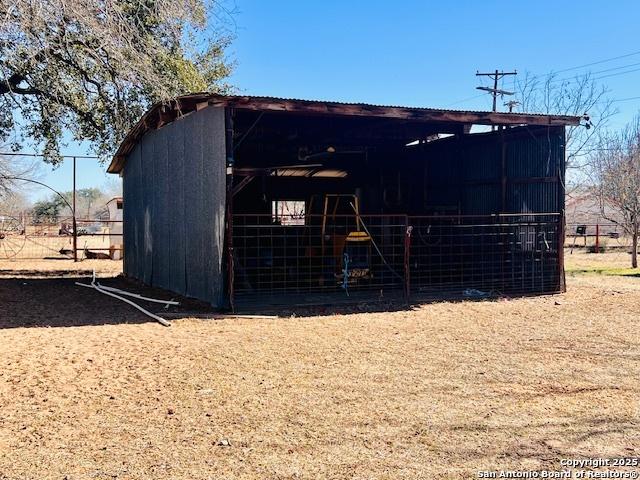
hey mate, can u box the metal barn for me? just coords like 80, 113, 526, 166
107, 94, 581, 309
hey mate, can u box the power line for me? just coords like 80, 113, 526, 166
454, 64, 640, 110
521, 61, 640, 87
527, 63, 640, 88
587, 95, 640, 107
445, 93, 486, 107
495, 60, 640, 96
510, 49, 640, 88
581, 60, 640, 77
551, 49, 640, 75
593, 65, 640, 81
446, 49, 640, 108
612, 95, 640, 103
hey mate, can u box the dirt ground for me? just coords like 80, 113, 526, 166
0, 260, 639, 479
0, 259, 124, 279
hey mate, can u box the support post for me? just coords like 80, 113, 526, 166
72, 156, 78, 262
595, 223, 600, 253
500, 132, 507, 292
558, 128, 567, 292
501, 128, 507, 211
404, 223, 413, 306
559, 214, 566, 292
224, 108, 235, 312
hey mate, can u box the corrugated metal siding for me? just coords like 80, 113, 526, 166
422, 140, 459, 211
140, 132, 153, 284
122, 106, 226, 307
407, 125, 565, 295
167, 125, 186, 295
461, 140, 501, 181
507, 182, 559, 214
462, 185, 500, 214
419, 126, 564, 215
506, 128, 564, 213
506, 130, 564, 178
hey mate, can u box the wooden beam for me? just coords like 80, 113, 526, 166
220, 96, 580, 127
232, 175, 256, 196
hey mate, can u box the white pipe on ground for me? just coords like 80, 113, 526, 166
75, 282, 171, 327
95, 282, 180, 306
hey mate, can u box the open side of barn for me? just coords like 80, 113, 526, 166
108, 95, 581, 309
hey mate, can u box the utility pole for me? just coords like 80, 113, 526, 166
476, 69, 517, 112
504, 100, 520, 113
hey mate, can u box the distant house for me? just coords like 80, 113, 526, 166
106, 197, 123, 260
566, 189, 621, 225
108, 94, 580, 308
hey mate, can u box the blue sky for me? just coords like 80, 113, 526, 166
24, 0, 640, 202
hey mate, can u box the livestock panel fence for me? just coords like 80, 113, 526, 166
231, 213, 563, 306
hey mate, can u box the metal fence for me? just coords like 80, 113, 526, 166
232, 214, 407, 301
565, 222, 638, 271
232, 213, 562, 306
5, 210, 635, 298
410, 214, 562, 297
0, 214, 122, 261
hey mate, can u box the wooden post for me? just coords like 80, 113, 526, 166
558, 127, 566, 292
595, 223, 600, 253
224, 108, 235, 312
501, 128, 507, 212
403, 223, 412, 306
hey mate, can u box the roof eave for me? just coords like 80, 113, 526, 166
107, 94, 581, 174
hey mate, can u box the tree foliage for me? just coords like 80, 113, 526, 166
32, 195, 65, 222
31, 186, 110, 221
0, 0, 234, 164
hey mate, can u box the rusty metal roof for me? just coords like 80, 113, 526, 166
108, 93, 582, 174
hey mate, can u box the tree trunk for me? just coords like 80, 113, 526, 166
633, 231, 638, 269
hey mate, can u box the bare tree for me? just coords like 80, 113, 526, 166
0, 186, 28, 213
101, 176, 122, 199
0, 0, 235, 164
590, 115, 640, 268
515, 72, 615, 193
0, 151, 39, 200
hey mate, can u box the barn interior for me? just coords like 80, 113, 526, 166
231, 109, 469, 217
229, 106, 567, 305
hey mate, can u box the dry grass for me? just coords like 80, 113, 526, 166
1, 231, 114, 260
0, 267, 639, 479
0, 259, 123, 277
565, 249, 639, 276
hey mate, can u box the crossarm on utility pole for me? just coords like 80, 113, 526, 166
476, 70, 517, 113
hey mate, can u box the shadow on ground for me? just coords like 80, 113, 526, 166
233, 290, 557, 318
0, 274, 214, 329
568, 268, 640, 277
0, 271, 418, 327
0, 270, 573, 326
